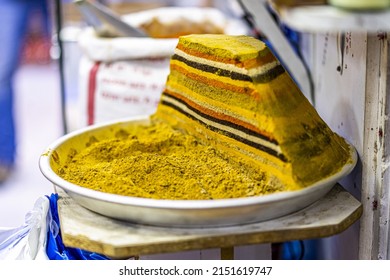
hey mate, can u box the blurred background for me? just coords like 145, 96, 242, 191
0, 0, 61, 227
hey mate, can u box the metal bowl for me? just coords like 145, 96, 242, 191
39, 116, 358, 228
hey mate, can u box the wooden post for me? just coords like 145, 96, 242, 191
359, 32, 390, 260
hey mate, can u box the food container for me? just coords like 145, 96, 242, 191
39, 116, 358, 228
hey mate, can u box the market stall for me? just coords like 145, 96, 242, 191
5, 0, 389, 260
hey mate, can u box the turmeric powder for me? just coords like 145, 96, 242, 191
57, 117, 277, 200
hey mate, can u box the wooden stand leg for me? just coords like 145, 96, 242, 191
220, 247, 234, 260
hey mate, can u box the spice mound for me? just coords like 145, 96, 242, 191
57, 118, 278, 200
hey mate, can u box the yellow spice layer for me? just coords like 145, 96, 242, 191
57, 116, 281, 200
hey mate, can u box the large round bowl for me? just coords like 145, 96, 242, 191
39, 116, 358, 228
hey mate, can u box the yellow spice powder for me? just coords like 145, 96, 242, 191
57, 118, 276, 200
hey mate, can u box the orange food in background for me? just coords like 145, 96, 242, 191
139, 17, 224, 38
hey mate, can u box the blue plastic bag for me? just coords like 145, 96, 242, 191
45, 193, 110, 260
0, 193, 110, 260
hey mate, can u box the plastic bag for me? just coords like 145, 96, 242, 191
0, 196, 50, 260
0, 194, 109, 260
45, 193, 109, 260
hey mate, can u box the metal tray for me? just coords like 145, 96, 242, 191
39, 116, 358, 228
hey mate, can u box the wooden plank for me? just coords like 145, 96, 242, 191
310, 31, 366, 259
384, 34, 390, 260
271, 3, 390, 33
359, 32, 390, 260
57, 184, 362, 259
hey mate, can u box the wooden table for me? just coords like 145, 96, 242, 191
56, 184, 362, 259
